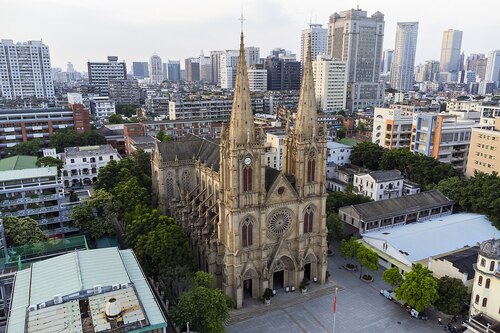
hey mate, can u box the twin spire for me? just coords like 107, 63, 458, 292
227, 32, 317, 147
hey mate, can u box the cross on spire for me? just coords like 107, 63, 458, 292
238, 8, 246, 34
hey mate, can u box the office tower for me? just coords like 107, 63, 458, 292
439, 29, 463, 81
416, 60, 440, 82
380, 49, 394, 74
328, 9, 385, 111
199, 52, 212, 82
184, 57, 200, 82
88, 56, 127, 95
162, 63, 168, 80
132, 62, 149, 78
66, 62, 78, 81
220, 50, 239, 89
390, 22, 419, 91
245, 47, 260, 67
149, 54, 163, 84
0, 39, 54, 100
167, 60, 181, 81
210, 51, 223, 84
301, 23, 327, 66
265, 51, 301, 91
485, 50, 500, 85
248, 65, 267, 91
312, 54, 347, 113
466, 54, 487, 80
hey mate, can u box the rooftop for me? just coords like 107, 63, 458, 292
7, 247, 167, 333
64, 144, 119, 157
366, 170, 403, 182
342, 190, 453, 222
362, 213, 498, 264
437, 246, 478, 279
0, 166, 57, 182
0, 156, 37, 171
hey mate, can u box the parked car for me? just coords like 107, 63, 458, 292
380, 289, 394, 300
409, 308, 428, 320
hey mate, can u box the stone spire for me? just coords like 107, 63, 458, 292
228, 33, 254, 146
294, 33, 317, 140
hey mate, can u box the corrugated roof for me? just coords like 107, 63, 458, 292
345, 190, 453, 222
0, 155, 37, 171
367, 170, 402, 182
78, 247, 130, 289
362, 213, 497, 263
6, 270, 31, 333
0, 166, 57, 182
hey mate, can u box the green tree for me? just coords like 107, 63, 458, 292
36, 156, 63, 169
112, 177, 150, 227
10, 139, 43, 156
50, 128, 106, 152
356, 244, 378, 278
383, 267, 403, 288
124, 206, 175, 248
116, 104, 138, 117
336, 127, 346, 140
326, 214, 345, 243
339, 237, 360, 263
194, 271, 215, 289
108, 114, 125, 124
3, 216, 48, 246
395, 263, 438, 312
356, 122, 366, 132
349, 142, 385, 170
156, 130, 166, 142
434, 276, 469, 315
69, 191, 80, 202
326, 191, 372, 215
71, 189, 117, 240
171, 271, 230, 333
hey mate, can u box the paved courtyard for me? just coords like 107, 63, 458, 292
226, 246, 445, 333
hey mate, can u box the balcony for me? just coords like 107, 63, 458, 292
0, 194, 60, 207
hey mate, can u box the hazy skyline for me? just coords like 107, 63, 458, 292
2, 0, 499, 71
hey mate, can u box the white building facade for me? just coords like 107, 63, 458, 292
248, 68, 267, 92
326, 141, 352, 166
312, 55, 347, 113
220, 50, 239, 89
353, 170, 404, 201
390, 22, 419, 92
0, 39, 54, 100
90, 96, 116, 120
149, 54, 163, 84
301, 23, 328, 66
372, 107, 413, 149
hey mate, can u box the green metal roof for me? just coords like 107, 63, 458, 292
0, 155, 37, 171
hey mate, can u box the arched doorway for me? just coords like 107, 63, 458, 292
241, 268, 259, 301
271, 256, 296, 290
303, 253, 318, 282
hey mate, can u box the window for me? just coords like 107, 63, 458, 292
83, 158, 87, 162
241, 218, 253, 247
307, 159, 316, 182
243, 166, 252, 191
70, 159, 74, 163
478, 276, 483, 286
475, 295, 479, 304
99, 156, 103, 161
303, 207, 314, 233
485, 278, 490, 289
490, 261, 495, 271
110, 155, 114, 160
480, 258, 486, 267
482, 298, 487, 307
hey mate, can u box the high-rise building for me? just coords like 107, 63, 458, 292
167, 60, 181, 81
466, 54, 487, 81
380, 49, 394, 74
184, 57, 200, 82
132, 62, 149, 78
245, 47, 260, 68
210, 51, 223, 84
199, 52, 212, 82
0, 39, 54, 100
415, 60, 440, 82
327, 9, 385, 111
88, 56, 127, 95
439, 29, 463, 81
149, 54, 163, 84
301, 24, 327, 66
248, 65, 267, 92
265, 52, 301, 91
312, 54, 347, 113
390, 22, 419, 91
220, 50, 239, 89
162, 63, 168, 80
485, 50, 500, 85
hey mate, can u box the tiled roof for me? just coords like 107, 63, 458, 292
0, 155, 37, 171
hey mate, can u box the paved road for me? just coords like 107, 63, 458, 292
226, 246, 444, 333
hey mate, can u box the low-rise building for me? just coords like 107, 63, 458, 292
6, 247, 167, 333
168, 97, 232, 120
90, 96, 116, 120
326, 142, 352, 167
338, 190, 454, 234
0, 156, 74, 237
464, 238, 500, 333
353, 170, 404, 201
248, 66, 268, 92
465, 117, 500, 178
372, 107, 413, 149
61, 145, 120, 188
429, 246, 478, 293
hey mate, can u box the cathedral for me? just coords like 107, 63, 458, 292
152, 33, 328, 308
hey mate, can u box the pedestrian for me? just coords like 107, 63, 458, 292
438, 317, 442, 325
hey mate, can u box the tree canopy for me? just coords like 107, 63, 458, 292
108, 114, 125, 124
116, 104, 138, 117
9, 139, 43, 156
339, 237, 360, 262
3, 216, 48, 246
383, 267, 403, 288
349, 142, 385, 170
336, 127, 346, 140
326, 191, 372, 215
395, 263, 438, 312
171, 271, 230, 333
326, 214, 345, 243
50, 128, 106, 152
356, 245, 378, 277
434, 276, 468, 315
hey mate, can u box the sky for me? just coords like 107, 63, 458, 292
1, 0, 499, 72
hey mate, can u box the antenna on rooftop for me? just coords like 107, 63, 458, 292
356, 0, 360, 10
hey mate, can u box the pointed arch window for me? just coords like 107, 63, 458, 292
243, 166, 253, 192
307, 158, 316, 182
303, 206, 314, 233
241, 217, 253, 247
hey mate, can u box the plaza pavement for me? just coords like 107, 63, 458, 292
226, 245, 445, 333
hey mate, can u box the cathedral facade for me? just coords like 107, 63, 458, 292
152, 33, 328, 308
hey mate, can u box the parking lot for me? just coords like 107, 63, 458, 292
226, 246, 446, 333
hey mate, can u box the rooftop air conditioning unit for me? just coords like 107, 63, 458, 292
112, 284, 121, 291
28, 305, 37, 312
93, 285, 102, 294
120, 283, 129, 289
38, 302, 46, 309
54, 294, 63, 304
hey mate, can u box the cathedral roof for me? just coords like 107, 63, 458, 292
156, 135, 220, 171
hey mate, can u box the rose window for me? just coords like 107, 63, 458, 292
267, 209, 292, 236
